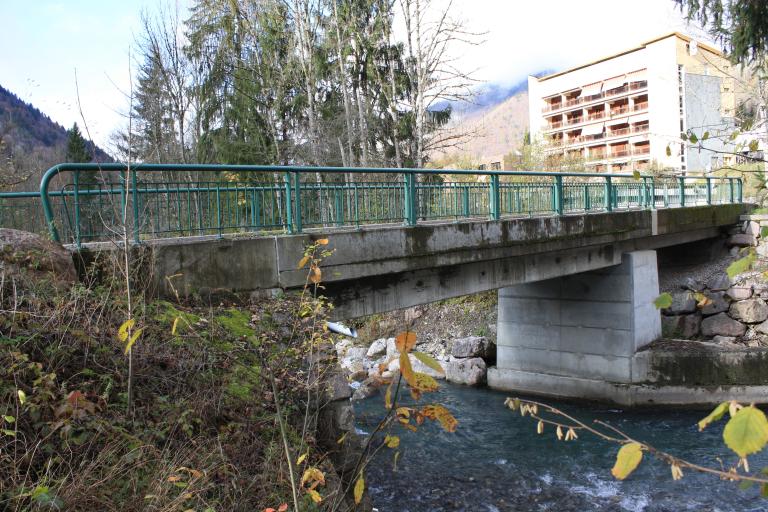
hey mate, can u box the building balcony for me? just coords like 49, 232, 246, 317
587, 112, 606, 121
632, 102, 648, 111
542, 80, 647, 116
610, 106, 630, 116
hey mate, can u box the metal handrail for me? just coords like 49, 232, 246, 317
0, 163, 737, 246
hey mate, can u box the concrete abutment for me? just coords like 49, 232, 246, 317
489, 250, 663, 403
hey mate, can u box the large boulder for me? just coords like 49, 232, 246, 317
0, 228, 77, 290
726, 285, 753, 301
701, 313, 747, 337
707, 274, 732, 291
700, 291, 729, 316
445, 357, 487, 386
340, 347, 367, 374
661, 314, 701, 339
662, 292, 697, 315
451, 336, 492, 358
366, 338, 388, 358
729, 299, 768, 323
351, 378, 380, 401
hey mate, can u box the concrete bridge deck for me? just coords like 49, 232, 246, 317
124, 203, 746, 318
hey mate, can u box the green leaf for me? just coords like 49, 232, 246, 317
702, 131, 710, 141
680, 132, 688, 141
689, 132, 698, 144
750, 139, 760, 152
653, 292, 673, 309
2, 415, 15, 423
1, 429, 16, 436
413, 352, 445, 375
723, 406, 768, 458
632, 170, 641, 180
611, 443, 643, 480
665, 145, 672, 157
17, 389, 26, 405
739, 480, 755, 490
698, 402, 729, 431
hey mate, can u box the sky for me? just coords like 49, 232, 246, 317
0, 0, 710, 150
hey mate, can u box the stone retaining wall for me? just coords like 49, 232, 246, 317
661, 213, 768, 347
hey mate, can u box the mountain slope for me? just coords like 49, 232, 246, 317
434, 89, 529, 166
0, 84, 110, 191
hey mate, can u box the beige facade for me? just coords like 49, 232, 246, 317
528, 33, 743, 173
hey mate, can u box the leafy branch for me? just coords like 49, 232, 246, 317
505, 397, 768, 492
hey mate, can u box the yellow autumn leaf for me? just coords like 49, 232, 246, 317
124, 328, 143, 354
316, 238, 329, 245
297, 255, 310, 269
118, 318, 136, 343
611, 443, 643, 480
413, 351, 445, 375
307, 489, 323, 503
297, 453, 307, 465
310, 266, 322, 284
300, 467, 325, 487
17, 390, 26, 405
399, 352, 415, 386
384, 382, 393, 410
353, 473, 365, 504
395, 331, 417, 353
384, 434, 400, 448
411, 372, 439, 393
422, 404, 458, 432
171, 317, 180, 336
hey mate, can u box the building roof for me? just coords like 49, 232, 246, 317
534, 32, 724, 82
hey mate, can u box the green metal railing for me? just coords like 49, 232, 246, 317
0, 163, 744, 246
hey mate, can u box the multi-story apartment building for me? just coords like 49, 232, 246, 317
528, 32, 747, 173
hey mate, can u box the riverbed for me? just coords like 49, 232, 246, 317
354, 383, 768, 512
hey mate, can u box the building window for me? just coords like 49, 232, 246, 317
490, 162, 501, 170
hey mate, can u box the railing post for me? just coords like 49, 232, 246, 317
284, 172, 294, 234
605, 176, 613, 212
584, 184, 590, 211
729, 178, 735, 204
404, 172, 416, 226
649, 177, 656, 209
131, 169, 140, 244
73, 170, 81, 248
215, 182, 222, 238
489, 174, 500, 220
293, 171, 302, 233
679, 177, 686, 207
706, 177, 712, 205
738, 178, 743, 203
554, 175, 564, 215
334, 186, 343, 227
461, 185, 470, 218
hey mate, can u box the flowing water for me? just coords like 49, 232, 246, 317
354, 383, 768, 512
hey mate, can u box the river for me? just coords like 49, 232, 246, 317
354, 382, 768, 512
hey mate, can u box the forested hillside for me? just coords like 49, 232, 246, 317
0, 85, 109, 191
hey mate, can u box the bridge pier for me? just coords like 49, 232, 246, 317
488, 251, 661, 403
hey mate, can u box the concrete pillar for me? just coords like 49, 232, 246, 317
489, 251, 661, 399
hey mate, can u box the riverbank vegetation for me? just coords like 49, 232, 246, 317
0, 236, 356, 510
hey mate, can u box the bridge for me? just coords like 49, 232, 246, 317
0, 163, 747, 404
